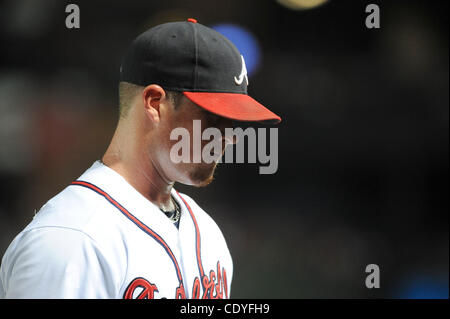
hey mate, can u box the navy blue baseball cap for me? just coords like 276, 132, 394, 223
120, 18, 281, 123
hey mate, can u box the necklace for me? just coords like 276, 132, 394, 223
160, 197, 181, 225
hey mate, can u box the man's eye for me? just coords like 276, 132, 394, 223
208, 114, 221, 126
201, 110, 220, 125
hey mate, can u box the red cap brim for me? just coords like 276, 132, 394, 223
183, 92, 281, 124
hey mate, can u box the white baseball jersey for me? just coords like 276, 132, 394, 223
0, 161, 233, 299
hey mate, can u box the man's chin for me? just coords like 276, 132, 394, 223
189, 162, 218, 188
194, 175, 215, 188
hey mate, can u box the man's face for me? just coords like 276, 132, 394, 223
148, 94, 234, 187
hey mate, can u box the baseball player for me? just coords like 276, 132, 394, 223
0, 19, 281, 299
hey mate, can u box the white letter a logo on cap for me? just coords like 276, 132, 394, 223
234, 55, 249, 86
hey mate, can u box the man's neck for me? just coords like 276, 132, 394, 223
101, 150, 175, 212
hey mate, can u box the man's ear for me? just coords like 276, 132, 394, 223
142, 84, 166, 124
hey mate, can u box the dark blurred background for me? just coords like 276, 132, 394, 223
0, 0, 448, 298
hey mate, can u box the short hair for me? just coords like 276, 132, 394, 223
118, 82, 183, 119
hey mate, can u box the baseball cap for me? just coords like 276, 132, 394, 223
120, 18, 281, 124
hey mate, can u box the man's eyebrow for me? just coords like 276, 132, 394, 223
200, 108, 211, 114
200, 108, 217, 117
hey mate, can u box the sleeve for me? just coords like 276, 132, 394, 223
1, 227, 118, 298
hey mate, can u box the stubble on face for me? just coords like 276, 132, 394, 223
188, 161, 219, 187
